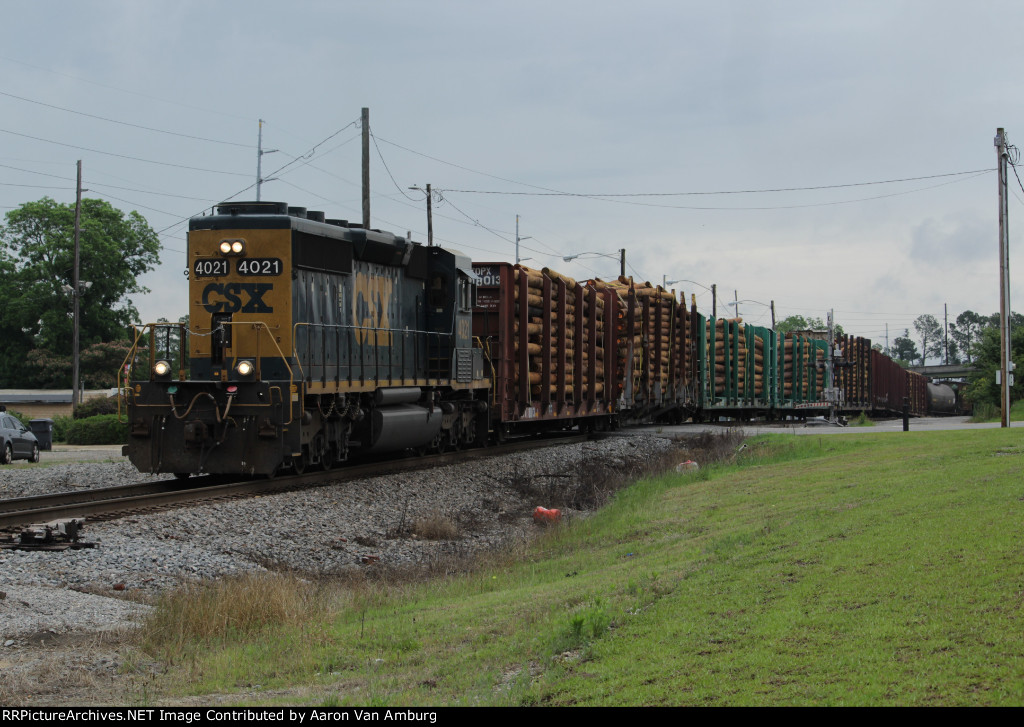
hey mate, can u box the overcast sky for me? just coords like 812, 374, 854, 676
2, 0, 1022, 352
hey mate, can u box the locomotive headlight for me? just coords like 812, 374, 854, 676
153, 360, 171, 378
235, 360, 255, 377
218, 239, 246, 255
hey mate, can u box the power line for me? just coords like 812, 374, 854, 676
370, 130, 418, 201
442, 169, 994, 198
0, 53, 255, 122
0, 90, 255, 148
441, 170, 993, 211
0, 128, 251, 177
153, 120, 361, 235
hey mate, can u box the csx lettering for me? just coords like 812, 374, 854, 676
353, 273, 394, 345
201, 282, 274, 313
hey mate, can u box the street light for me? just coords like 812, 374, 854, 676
726, 298, 774, 327
562, 249, 626, 277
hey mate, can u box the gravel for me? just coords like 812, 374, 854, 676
0, 434, 679, 643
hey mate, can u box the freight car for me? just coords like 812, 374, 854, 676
121, 201, 940, 478
122, 201, 489, 477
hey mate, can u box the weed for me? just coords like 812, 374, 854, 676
409, 510, 461, 541
551, 598, 613, 654
851, 411, 874, 427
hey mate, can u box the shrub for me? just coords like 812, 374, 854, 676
74, 396, 121, 419
65, 414, 129, 445
51, 415, 74, 443
3, 409, 31, 427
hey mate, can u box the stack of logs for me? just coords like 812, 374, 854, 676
513, 266, 613, 400
628, 278, 676, 398
511, 267, 684, 405
708, 318, 765, 397
782, 334, 826, 400
588, 276, 677, 403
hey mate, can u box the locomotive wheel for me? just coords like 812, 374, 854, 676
321, 446, 337, 471
291, 453, 307, 475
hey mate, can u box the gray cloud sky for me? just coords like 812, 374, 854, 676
1, 0, 1021, 346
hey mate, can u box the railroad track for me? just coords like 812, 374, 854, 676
0, 433, 588, 530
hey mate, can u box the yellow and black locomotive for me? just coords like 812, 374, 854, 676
123, 201, 489, 477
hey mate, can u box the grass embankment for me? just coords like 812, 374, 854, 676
134, 430, 1024, 706
970, 399, 1024, 423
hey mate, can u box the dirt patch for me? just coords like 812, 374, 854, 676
0, 630, 158, 707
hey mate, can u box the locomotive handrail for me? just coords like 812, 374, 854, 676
291, 321, 458, 388
117, 320, 298, 424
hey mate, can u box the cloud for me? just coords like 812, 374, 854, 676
909, 213, 989, 268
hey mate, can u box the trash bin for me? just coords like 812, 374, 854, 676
29, 419, 53, 451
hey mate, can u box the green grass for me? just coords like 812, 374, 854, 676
133, 430, 1024, 706
849, 410, 875, 427
970, 399, 1024, 423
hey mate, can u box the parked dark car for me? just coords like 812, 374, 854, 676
0, 412, 40, 464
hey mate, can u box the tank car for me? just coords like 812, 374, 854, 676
123, 201, 489, 477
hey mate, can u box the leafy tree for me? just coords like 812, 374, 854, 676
775, 314, 844, 338
0, 197, 160, 387
965, 318, 1024, 408
946, 337, 961, 365
913, 314, 942, 365
950, 311, 986, 363
81, 340, 136, 388
891, 329, 920, 365
0, 248, 35, 386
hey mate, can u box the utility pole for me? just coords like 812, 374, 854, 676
426, 183, 433, 246
515, 215, 531, 264
256, 119, 277, 202
770, 300, 776, 329
944, 303, 949, 365
619, 248, 626, 278
711, 284, 717, 319
996, 128, 1012, 428
827, 308, 837, 422
72, 160, 82, 415
361, 107, 370, 229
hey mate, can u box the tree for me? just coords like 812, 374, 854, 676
0, 247, 35, 386
965, 317, 1024, 408
891, 329, 920, 365
950, 310, 986, 363
913, 314, 942, 365
0, 197, 160, 387
774, 314, 844, 338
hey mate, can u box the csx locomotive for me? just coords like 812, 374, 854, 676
124, 201, 489, 477
123, 200, 936, 478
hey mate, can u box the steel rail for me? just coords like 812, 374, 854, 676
0, 433, 587, 530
